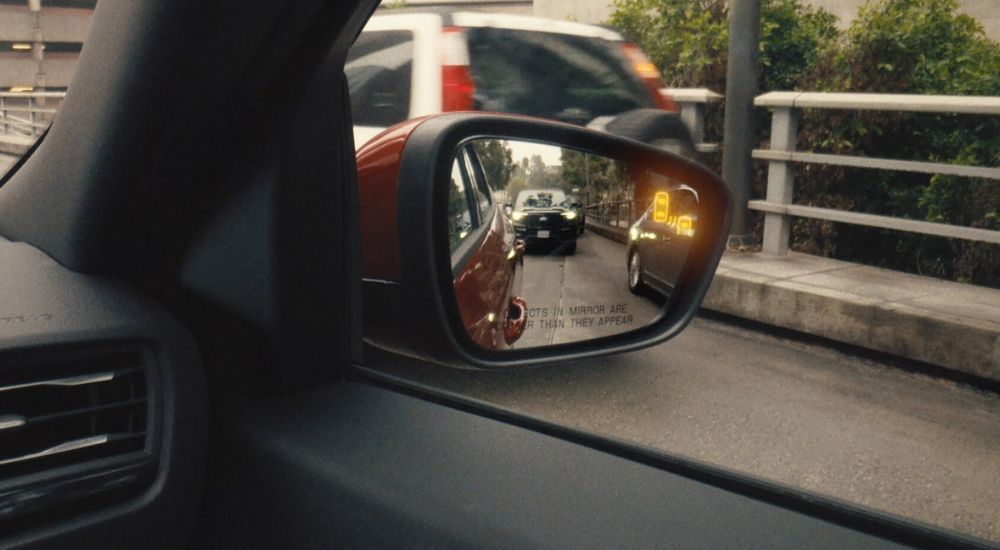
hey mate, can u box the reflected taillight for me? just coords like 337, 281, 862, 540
621, 43, 678, 112
442, 27, 475, 111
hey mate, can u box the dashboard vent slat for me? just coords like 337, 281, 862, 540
0, 371, 118, 392
20, 397, 148, 428
0, 349, 153, 495
0, 435, 111, 467
0, 414, 26, 430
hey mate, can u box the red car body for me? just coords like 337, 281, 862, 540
356, 117, 527, 350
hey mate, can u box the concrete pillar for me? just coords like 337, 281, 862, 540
679, 103, 705, 145
29, 0, 43, 134
29, 0, 42, 81
761, 107, 798, 255
721, 0, 761, 247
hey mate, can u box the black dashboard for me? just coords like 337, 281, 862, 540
0, 237, 206, 549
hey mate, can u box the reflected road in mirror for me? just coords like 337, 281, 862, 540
513, 230, 662, 348
452, 138, 698, 351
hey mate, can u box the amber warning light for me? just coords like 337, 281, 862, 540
653, 191, 670, 222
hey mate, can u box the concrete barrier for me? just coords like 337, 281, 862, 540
584, 219, 627, 244
0, 135, 33, 156
585, 221, 1000, 381
703, 252, 1000, 382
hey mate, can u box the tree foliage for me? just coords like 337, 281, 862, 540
472, 140, 515, 192
560, 149, 630, 202
609, 0, 1000, 287
608, 0, 837, 92
793, 0, 1000, 286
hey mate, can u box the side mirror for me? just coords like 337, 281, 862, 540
357, 113, 730, 368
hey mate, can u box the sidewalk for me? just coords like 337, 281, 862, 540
704, 251, 1000, 381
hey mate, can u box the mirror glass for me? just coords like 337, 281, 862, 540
449, 139, 699, 350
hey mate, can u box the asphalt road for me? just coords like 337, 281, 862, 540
514, 231, 662, 348
378, 232, 1000, 542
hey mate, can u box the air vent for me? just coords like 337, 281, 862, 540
0, 346, 155, 520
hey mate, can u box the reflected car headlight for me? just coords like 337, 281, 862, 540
511, 211, 526, 221
629, 225, 640, 242
562, 211, 577, 220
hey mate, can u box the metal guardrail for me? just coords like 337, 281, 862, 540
0, 92, 66, 138
751, 92, 1000, 255
585, 199, 648, 229
662, 88, 722, 154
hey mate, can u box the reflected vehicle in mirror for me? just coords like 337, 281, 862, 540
510, 188, 578, 255
358, 128, 528, 352
449, 143, 528, 349
566, 193, 587, 236
467, 138, 702, 349
627, 185, 698, 298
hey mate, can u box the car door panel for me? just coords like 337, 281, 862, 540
200, 373, 914, 549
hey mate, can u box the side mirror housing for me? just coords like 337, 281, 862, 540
356, 113, 731, 368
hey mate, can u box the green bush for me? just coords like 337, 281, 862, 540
608, 0, 1000, 288
608, 0, 838, 92
795, 0, 1000, 286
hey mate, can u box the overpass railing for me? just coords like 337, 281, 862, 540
662, 88, 722, 154
752, 92, 1000, 256
585, 198, 655, 229
0, 92, 65, 138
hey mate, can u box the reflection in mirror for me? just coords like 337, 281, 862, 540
450, 139, 699, 351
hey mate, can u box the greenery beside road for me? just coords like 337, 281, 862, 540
610, 0, 1000, 288
472, 140, 631, 207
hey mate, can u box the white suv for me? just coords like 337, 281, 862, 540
347, 12, 696, 156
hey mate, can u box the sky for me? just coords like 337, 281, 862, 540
506, 139, 564, 166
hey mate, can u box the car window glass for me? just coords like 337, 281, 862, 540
465, 28, 652, 125
448, 157, 475, 251
0, 1, 97, 180
515, 189, 566, 210
352, 8, 1000, 545
346, 30, 413, 127
462, 146, 492, 222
